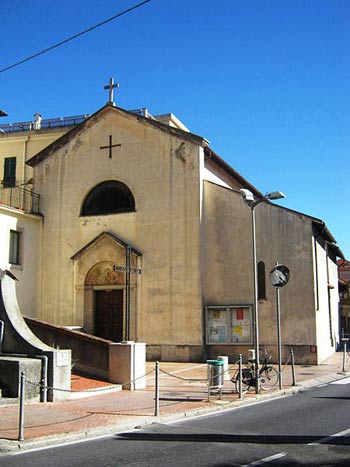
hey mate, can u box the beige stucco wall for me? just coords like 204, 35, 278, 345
255, 202, 323, 365
0, 206, 42, 317
202, 181, 323, 363
0, 129, 71, 185
32, 108, 204, 359
202, 182, 253, 305
314, 240, 339, 362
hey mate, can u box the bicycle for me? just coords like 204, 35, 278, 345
231, 348, 278, 393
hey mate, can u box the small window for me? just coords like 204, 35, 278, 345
258, 261, 266, 300
81, 180, 135, 216
9, 230, 21, 265
3, 157, 17, 187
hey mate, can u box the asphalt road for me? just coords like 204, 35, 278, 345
1, 378, 350, 466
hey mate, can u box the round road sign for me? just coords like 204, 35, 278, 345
269, 264, 290, 288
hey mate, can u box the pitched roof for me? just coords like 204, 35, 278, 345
26, 103, 208, 167
338, 259, 350, 269
25, 102, 266, 199
204, 146, 265, 199
24, 103, 344, 258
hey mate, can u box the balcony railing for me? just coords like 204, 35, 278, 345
0, 184, 40, 214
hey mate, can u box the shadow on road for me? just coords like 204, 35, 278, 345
116, 431, 350, 446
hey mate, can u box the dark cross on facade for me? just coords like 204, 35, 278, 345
104, 77, 119, 105
100, 135, 121, 159
114, 246, 142, 341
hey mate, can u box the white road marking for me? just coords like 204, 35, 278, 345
241, 452, 287, 466
308, 427, 350, 445
330, 377, 350, 385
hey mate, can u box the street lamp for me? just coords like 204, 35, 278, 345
240, 188, 286, 394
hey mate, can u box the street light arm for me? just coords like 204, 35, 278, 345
240, 189, 286, 208
265, 191, 286, 201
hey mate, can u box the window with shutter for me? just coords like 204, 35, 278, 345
3, 157, 16, 187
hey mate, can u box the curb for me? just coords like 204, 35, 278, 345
1, 370, 349, 455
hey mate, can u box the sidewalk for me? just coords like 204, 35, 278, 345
0, 351, 349, 454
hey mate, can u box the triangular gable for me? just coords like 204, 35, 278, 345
26, 103, 208, 168
71, 231, 142, 261
25, 101, 267, 207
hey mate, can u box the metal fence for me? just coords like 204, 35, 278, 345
15, 353, 301, 442
0, 115, 88, 133
0, 184, 40, 213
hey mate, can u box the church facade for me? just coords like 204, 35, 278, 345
0, 103, 342, 364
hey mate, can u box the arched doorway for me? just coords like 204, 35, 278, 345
72, 232, 142, 342
85, 261, 126, 341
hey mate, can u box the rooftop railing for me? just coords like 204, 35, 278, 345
0, 115, 89, 134
0, 109, 156, 134
0, 183, 40, 214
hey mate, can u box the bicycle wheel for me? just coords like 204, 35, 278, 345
260, 366, 278, 390
234, 368, 253, 394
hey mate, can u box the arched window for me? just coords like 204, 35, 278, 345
81, 180, 135, 216
258, 261, 266, 300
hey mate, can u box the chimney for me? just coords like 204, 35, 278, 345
33, 113, 42, 130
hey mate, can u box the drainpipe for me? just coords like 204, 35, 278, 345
22, 136, 29, 188
0, 320, 4, 353
325, 242, 334, 347
35, 355, 48, 403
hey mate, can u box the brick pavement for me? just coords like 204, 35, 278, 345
0, 351, 349, 452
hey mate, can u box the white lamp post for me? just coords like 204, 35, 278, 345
240, 189, 286, 394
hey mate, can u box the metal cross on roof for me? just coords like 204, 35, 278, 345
104, 77, 119, 105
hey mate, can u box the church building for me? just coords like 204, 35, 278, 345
0, 88, 343, 365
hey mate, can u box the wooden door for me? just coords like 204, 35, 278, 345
94, 290, 123, 342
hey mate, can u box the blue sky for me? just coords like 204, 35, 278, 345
1, 0, 349, 256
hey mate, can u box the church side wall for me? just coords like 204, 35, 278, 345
314, 241, 339, 362
202, 181, 319, 364
33, 111, 204, 362
256, 202, 317, 364
328, 258, 340, 350
202, 182, 253, 305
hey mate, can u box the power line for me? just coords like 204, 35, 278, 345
0, 0, 152, 74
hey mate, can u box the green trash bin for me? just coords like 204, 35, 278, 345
207, 359, 224, 387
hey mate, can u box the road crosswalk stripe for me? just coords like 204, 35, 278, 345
241, 452, 287, 466
308, 427, 350, 445
330, 377, 350, 385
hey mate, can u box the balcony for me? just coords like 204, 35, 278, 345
0, 183, 40, 214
